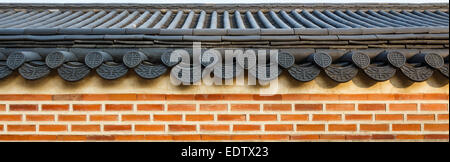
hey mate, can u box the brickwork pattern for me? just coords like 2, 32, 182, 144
0, 94, 448, 141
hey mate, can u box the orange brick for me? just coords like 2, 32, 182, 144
136, 94, 166, 101
172, 135, 201, 140
137, 104, 164, 111
367, 94, 395, 100
423, 93, 449, 100
144, 135, 173, 141
42, 104, 69, 111
115, 135, 146, 141
9, 104, 38, 111
71, 125, 101, 132
328, 124, 357, 131
200, 104, 227, 111
282, 94, 310, 100
358, 104, 386, 111
297, 124, 325, 131
167, 104, 196, 111
82, 94, 136, 101
260, 135, 290, 140
295, 104, 322, 111
438, 114, 449, 121
389, 104, 417, 111
253, 94, 282, 101
312, 114, 341, 121
346, 135, 371, 140
265, 124, 293, 131
200, 125, 230, 131
7, 125, 36, 131
73, 104, 101, 111
26, 115, 54, 121
135, 125, 165, 131
185, 115, 214, 121
326, 104, 355, 111
90, 115, 118, 121
424, 124, 449, 131
360, 124, 389, 131
122, 115, 150, 121
39, 125, 67, 132
201, 135, 231, 140
52, 94, 82, 101
280, 114, 308, 121
28, 135, 58, 141
233, 125, 261, 131
309, 94, 339, 101
166, 94, 195, 100
231, 104, 260, 111
250, 114, 277, 121
345, 114, 372, 121
372, 134, 395, 140
217, 115, 246, 121
104, 125, 132, 131
0, 115, 22, 121
396, 135, 424, 140
424, 134, 450, 140
86, 135, 115, 141
0, 125, 3, 131
0, 94, 51, 101
291, 135, 320, 140
320, 135, 346, 140
231, 135, 260, 140
395, 94, 423, 100
223, 94, 253, 100
195, 94, 224, 100
376, 114, 404, 121
58, 115, 86, 121
168, 125, 197, 131
392, 124, 421, 131
105, 104, 133, 111
263, 104, 292, 111
153, 115, 182, 121
421, 104, 448, 111
0, 104, 5, 111
407, 114, 435, 121
339, 94, 368, 100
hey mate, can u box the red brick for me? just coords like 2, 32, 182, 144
86, 135, 115, 141
423, 93, 449, 100
200, 104, 227, 111
135, 125, 165, 131
282, 94, 309, 100
395, 94, 423, 100
200, 125, 230, 131
9, 104, 38, 111
263, 104, 292, 111
360, 124, 389, 131
392, 124, 421, 131
168, 125, 196, 131
28, 135, 58, 141
260, 135, 290, 140
291, 135, 320, 140
233, 125, 261, 131
326, 104, 355, 111
389, 104, 417, 111
339, 94, 367, 100
421, 104, 448, 111
217, 115, 246, 121
0, 104, 5, 111
201, 135, 231, 140
166, 94, 195, 100
8, 125, 36, 131
295, 104, 322, 111
0, 94, 52, 101
265, 124, 293, 131
172, 135, 201, 141
438, 114, 449, 121
105, 104, 133, 111
136, 94, 166, 101
185, 115, 214, 121
137, 104, 164, 111
122, 115, 150, 121
195, 94, 224, 100
153, 115, 182, 121
253, 94, 282, 100
250, 114, 277, 121
73, 104, 101, 111
424, 134, 449, 140
144, 135, 173, 141
424, 124, 449, 131
231, 135, 260, 140
328, 124, 357, 131
115, 135, 146, 141
319, 135, 346, 140
0, 115, 22, 121
297, 124, 325, 131
367, 94, 395, 100
396, 135, 424, 140
280, 114, 308, 121
231, 104, 260, 111
82, 94, 136, 101
90, 115, 118, 121
358, 104, 386, 111
346, 135, 371, 140
312, 114, 341, 121
223, 94, 253, 100
375, 114, 404, 121
345, 114, 372, 121
58, 115, 86, 121
407, 114, 435, 121
104, 125, 132, 131
309, 94, 339, 101
167, 104, 196, 111
42, 104, 69, 111
26, 115, 54, 121
372, 134, 395, 140
71, 125, 101, 132
39, 125, 67, 132
0, 125, 3, 131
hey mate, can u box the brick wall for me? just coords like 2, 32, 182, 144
0, 93, 448, 141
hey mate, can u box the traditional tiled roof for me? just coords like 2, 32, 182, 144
0, 3, 448, 83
